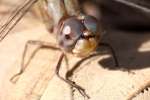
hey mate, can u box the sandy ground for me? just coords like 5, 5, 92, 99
0, 0, 150, 100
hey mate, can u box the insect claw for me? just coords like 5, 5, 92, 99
78, 88, 90, 99
71, 81, 90, 99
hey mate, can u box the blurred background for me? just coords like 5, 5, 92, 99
81, 0, 150, 30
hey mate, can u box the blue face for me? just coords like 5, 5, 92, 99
57, 15, 99, 54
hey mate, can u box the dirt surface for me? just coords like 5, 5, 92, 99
0, 0, 150, 100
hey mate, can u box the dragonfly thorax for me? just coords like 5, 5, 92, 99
57, 15, 100, 57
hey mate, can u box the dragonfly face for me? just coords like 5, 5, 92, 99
3, 0, 119, 99
42, 0, 101, 57
57, 15, 100, 57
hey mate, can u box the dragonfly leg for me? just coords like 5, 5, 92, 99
10, 40, 60, 83
65, 47, 118, 98
55, 53, 90, 99
65, 52, 106, 99
99, 42, 119, 67
63, 41, 119, 98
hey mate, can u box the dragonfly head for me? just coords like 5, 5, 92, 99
57, 15, 100, 57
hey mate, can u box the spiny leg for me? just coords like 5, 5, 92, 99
64, 43, 118, 99
63, 55, 74, 100
99, 42, 119, 67
63, 54, 76, 100
66, 52, 102, 78
64, 55, 83, 100
55, 53, 90, 99
10, 40, 60, 83
66, 52, 104, 99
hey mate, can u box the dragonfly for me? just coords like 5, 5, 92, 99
0, 0, 119, 99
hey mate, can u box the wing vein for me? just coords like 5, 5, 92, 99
0, 0, 38, 41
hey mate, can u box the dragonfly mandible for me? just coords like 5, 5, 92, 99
0, 0, 119, 99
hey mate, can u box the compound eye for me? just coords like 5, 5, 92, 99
84, 15, 98, 33
62, 25, 72, 40
58, 17, 86, 52
62, 17, 85, 40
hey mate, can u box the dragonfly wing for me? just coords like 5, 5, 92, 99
0, 0, 38, 42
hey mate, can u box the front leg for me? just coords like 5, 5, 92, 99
10, 40, 60, 83
55, 53, 90, 99
65, 46, 118, 98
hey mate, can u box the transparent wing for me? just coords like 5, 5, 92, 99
0, 0, 38, 42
